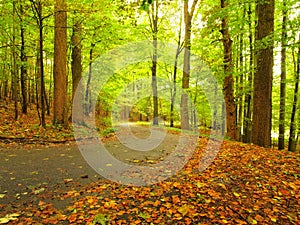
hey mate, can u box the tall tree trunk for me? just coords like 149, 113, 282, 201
170, 23, 183, 128
71, 19, 84, 124
220, 0, 237, 140
278, 1, 287, 150
85, 43, 94, 116
35, 41, 41, 121
243, 2, 254, 143
38, 1, 46, 127
149, 0, 159, 126
181, 0, 198, 130
252, 0, 274, 147
30, 0, 46, 126
288, 35, 300, 152
53, 0, 68, 127
20, 1, 28, 114
12, 0, 19, 120
237, 33, 244, 141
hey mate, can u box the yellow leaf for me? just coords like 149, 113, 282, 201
178, 204, 189, 216
218, 183, 227, 190
0, 218, 9, 224
197, 182, 204, 188
247, 216, 257, 224
233, 192, 240, 197
251, 219, 258, 224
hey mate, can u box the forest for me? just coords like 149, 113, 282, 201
0, 0, 300, 149
0, 0, 300, 224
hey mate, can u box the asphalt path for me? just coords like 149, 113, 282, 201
0, 124, 184, 210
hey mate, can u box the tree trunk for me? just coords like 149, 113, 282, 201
181, 0, 198, 130
12, 0, 19, 120
220, 0, 237, 140
252, 0, 274, 147
38, 1, 46, 127
288, 35, 300, 152
236, 33, 244, 141
149, 0, 159, 126
278, 1, 287, 150
71, 20, 84, 124
243, 2, 254, 143
20, 1, 28, 115
171, 11, 183, 128
85, 43, 94, 116
170, 35, 183, 127
53, 0, 68, 127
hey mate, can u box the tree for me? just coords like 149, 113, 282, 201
53, 0, 68, 127
181, 0, 198, 130
30, 0, 47, 127
252, 0, 274, 147
288, 34, 300, 152
148, 0, 159, 126
278, 0, 287, 150
170, 12, 184, 128
243, 2, 254, 143
220, 0, 237, 140
19, 0, 28, 115
12, 0, 19, 120
71, 18, 84, 124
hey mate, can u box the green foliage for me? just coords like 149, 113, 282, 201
93, 213, 110, 225
140, 0, 154, 11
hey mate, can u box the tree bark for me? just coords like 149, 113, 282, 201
85, 42, 94, 116
12, 0, 19, 120
181, 0, 198, 130
38, 1, 46, 127
243, 3, 254, 143
53, 0, 68, 127
20, 1, 28, 115
71, 19, 84, 124
149, 0, 159, 126
278, 1, 287, 150
170, 20, 183, 127
288, 34, 300, 152
252, 0, 274, 147
220, 0, 237, 140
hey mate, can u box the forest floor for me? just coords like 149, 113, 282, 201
0, 100, 300, 224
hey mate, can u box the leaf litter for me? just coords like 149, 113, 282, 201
0, 139, 299, 224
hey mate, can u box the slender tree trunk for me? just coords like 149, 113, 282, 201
237, 33, 244, 141
85, 43, 94, 116
53, 0, 68, 127
152, 41, 159, 126
35, 42, 41, 122
171, 43, 183, 127
278, 1, 287, 150
288, 35, 300, 152
181, 0, 198, 130
12, 0, 19, 120
38, 2, 46, 127
71, 20, 84, 124
243, 2, 254, 143
149, 0, 159, 126
20, 2, 28, 114
252, 0, 274, 147
220, 0, 237, 140
171, 12, 183, 128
